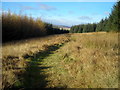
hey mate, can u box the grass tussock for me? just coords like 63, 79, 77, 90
2, 34, 70, 89
42, 32, 119, 88
2, 32, 119, 88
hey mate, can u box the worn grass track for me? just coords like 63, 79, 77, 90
2, 32, 119, 89
23, 44, 68, 88
2, 34, 70, 89
13, 44, 65, 89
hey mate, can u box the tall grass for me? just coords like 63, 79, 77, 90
2, 34, 70, 89
2, 32, 119, 88
2, 11, 46, 42
35, 32, 118, 88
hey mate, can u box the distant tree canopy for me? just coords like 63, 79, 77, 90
70, 23, 97, 33
2, 12, 69, 43
45, 23, 69, 35
70, 1, 120, 33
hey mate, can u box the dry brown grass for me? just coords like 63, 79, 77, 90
2, 34, 70, 89
2, 32, 119, 88
42, 32, 119, 88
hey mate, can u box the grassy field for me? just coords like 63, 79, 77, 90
2, 32, 119, 89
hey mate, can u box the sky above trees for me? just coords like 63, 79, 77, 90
2, 2, 116, 26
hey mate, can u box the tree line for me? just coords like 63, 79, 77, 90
2, 11, 69, 43
2, 2, 119, 42
70, 1, 120, 33
45, 23, 69, 35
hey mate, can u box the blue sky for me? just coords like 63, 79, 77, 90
2, 2, 116, 26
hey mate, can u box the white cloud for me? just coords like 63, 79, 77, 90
20, 6, 36, 12
41, 16, 94, 26
104, 11, 110, 15
68, 11, 74, 14
79, 16, 93, 20
38, 4, 56, 11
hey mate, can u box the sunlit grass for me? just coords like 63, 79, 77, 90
42, 32, 119, 88
2, 34, 70, 89
2, 32, 119, 88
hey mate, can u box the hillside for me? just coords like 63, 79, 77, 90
53, 25, 71, 30
2, 32, 119, 88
